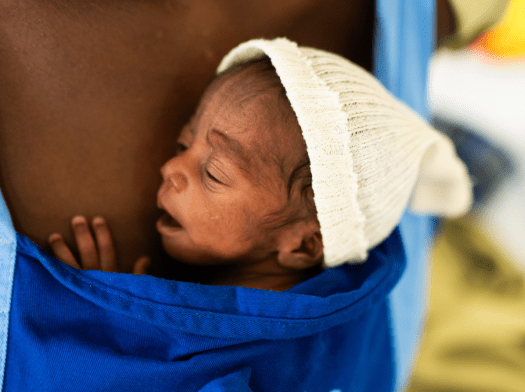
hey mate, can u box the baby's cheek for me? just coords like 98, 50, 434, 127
216, 210, 254, 251
190, 204, 229, 241
190, 195, 257, 255
207, 196, 240, 226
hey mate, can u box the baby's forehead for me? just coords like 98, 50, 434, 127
201, 65, 307, 175
208, 70, 279, 110
203, 72, 286, 135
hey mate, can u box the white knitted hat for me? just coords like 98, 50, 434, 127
217, 38, 472, 267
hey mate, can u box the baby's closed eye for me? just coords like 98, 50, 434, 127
205, 170, 221, 183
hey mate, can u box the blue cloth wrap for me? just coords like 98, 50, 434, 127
4, 229, 404, 391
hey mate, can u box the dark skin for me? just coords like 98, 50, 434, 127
0, 0, 456, 278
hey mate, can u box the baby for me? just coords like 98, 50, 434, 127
48, 56, 324, 292
47, 37, 471, 293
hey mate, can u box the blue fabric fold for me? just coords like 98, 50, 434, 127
198, 368, 253, 392
3, 228, 404, 391
13, 228, 404, 339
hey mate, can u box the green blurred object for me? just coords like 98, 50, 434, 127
406, 218, 525, 391
445, 0, 511, 48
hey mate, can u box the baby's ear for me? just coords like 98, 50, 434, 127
276, 220, 323, 270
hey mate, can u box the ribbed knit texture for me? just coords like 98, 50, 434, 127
217, 38, 472, 267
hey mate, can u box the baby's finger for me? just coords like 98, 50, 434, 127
71, 216, 99, 270
133, 256, 151, 275
92, 217, 118, 272
48, 233, 81, 269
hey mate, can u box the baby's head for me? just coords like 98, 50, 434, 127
157, 56, 324, 276
157, 37, 472, 280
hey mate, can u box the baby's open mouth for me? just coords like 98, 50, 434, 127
157, 212, 183, 231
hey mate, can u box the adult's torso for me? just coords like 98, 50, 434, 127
0, 0, 374, 273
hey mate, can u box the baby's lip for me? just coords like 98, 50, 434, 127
156, 191, 183, 232
156, 184, 171, 212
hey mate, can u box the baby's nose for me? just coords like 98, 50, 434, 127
168, 172, 188, 192
160, 159, 189, 192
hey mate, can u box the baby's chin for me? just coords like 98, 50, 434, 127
157, 216, 270, 266
160, 235, 273, 271
160, 236, 234, 267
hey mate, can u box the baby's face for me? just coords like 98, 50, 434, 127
156, 68, 305, 266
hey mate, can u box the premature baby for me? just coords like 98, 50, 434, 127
48, 37, 472, 292
48, 56, 325, 292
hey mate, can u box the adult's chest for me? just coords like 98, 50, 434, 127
0, 0, 373, 274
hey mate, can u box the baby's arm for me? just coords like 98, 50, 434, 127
48, 216, 150, 274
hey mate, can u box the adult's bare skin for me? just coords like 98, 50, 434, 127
0, 0, 454, 277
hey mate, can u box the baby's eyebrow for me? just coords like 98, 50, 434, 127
207, 128, 251, 170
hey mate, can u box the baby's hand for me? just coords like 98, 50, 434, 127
48, 216, 150, 274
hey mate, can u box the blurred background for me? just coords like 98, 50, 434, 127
407, 0, 525, 390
